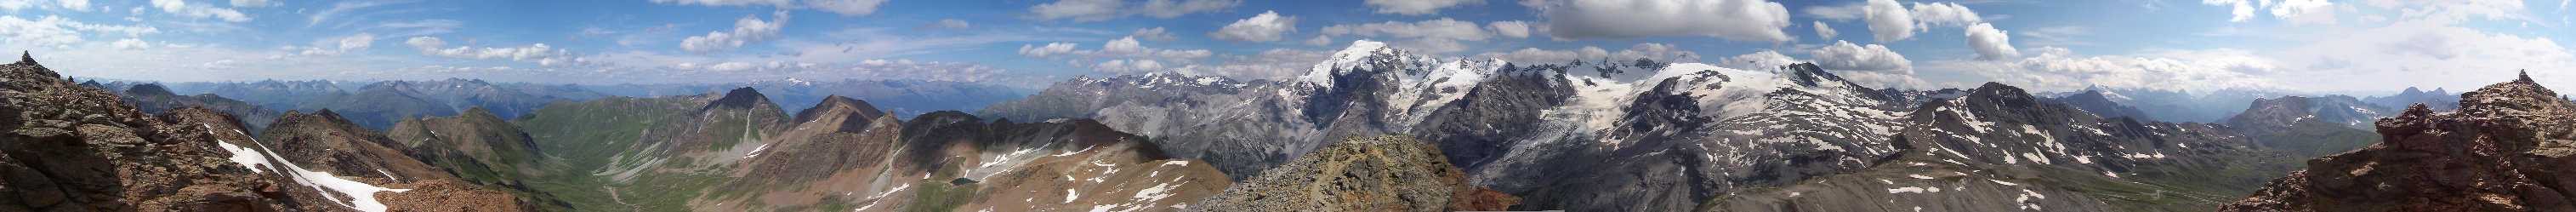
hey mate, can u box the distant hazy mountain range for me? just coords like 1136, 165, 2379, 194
77, 77, 1029, 130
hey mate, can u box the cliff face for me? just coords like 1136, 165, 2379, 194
2225, 72, 2576, 211
2, 54, 344, 211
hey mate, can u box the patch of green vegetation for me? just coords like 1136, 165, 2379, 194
2255, 120, 2380, 158
901, 180, 980, 212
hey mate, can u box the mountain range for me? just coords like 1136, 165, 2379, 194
6, 38, 2562, 212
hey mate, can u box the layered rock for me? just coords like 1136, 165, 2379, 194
1190, 135, 1518, 212
1705, 83, 2303, 211
2224, 72, 2576, 211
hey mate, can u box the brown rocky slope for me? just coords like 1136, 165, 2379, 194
2222, 72, 2576, 211
1189, 135, 1519, 212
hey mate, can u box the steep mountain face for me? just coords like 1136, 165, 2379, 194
513, 89, 1231, 211
0, 54, 523, 212
2223, 95, 2392, 135
2221, 95, 2385, 158
983, 41, 1502, 179
259, 110, 460, 184
2224, 73, 2576, 211
586, 79, 1029, 117
384, 107, 547, 189
2051, 89, 2153, 121
2363, 87, 2460, 112
1704, 83, 2303, 211
985, 41, 1942, 211
1191, 135, 1518, 211
115, 83, 283, 131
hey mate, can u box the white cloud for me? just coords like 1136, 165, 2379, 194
1129, 27, 1176, 41
1812, 21, 1838, 39
1094, 59, 1165, 72
805, 0, 887, 15
1908, 2, 1982, 28
1, 0, 92, 11
680, 11, 789, 53
1715, 50, 1799, 71
111, 37, 149, 50
1531, 0, 1793, 43
1851, 0, 1986, 43
1925, 48, 2282, 92
1862, 0, 1914, 43
1488, 20, 1531, 38
1807, 40, 1911, 72
1364, 0, 1482, 15
1304, 35, 1332, 46
1804, 3, 1866, 20
287, 32, 377, 56
150, 0, 251, 22
1017, 42, 1078, 57
2204, 0, 2334, 24
405, 37, 577, 66
1030, 0, 1241, 22
934, 19, 971, 29
0, 15, 161, 48
1476, 43, 1701, 65
1965, 23, 2017, 60
228, 0, 266, 7
1210, 10, 1296, 42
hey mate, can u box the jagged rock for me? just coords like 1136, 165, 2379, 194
1190, 135, 1518, 212
2223, 73, 2576, 211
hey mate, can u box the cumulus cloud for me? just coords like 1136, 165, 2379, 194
680, 11, 789, 53
1529, 0, 1793, 43
1925, 48, 2282, 92
1845, 0, 1987, 43
1812, 21, 1838, 39
1807, 40, 1911, 72
150, 0, 251, 22
1965, 23, 2018, 60
1129, 27, 1177, 41
2203, 0, 2334, 24
1862, 0, 1914, 42
1488, 20, 1531, 38
1210, 10, 1296, 42
405, 37, 579, 66
1476, 43, 1702, 65
229, 0, 266, 7
1364, 0, 1482, 15
1304, 35, 1333, 46
1030, 0, 1241, 22
1322, 18, 1497, 53
1017, 42, 1078, 57
0, 15, 162, 48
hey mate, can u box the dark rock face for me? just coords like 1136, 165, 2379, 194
2224, 73, 2576, 211
2224, 95, 2391, 135
704, 87, 771, 111
1190, 135, 1517, 212
0, 58, 309, 211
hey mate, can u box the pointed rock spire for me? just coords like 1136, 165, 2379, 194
2519, 69, 2533, 83
14, 51, 34, 66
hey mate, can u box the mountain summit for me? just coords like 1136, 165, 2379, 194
2225, 73, 2576, 211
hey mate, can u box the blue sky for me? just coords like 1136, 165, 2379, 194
3, 0, 2572, 94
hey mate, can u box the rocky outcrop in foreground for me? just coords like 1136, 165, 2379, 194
1191, 135, 1519, 211
2224, 72, 2576, 211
